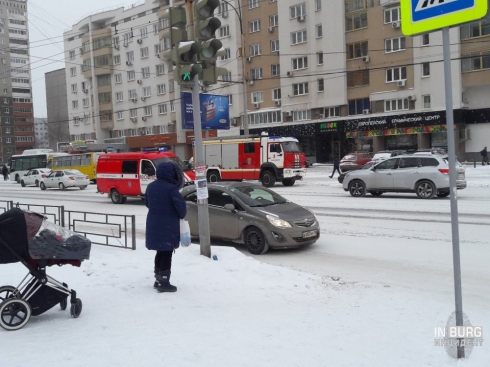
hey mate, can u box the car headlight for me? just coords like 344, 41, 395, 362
266, 214, 292, 228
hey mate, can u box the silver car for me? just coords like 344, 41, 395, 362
20, 168, 51, 187
181, 182, 320, 254
40, 170, 90, 191
343, 154, 466, 199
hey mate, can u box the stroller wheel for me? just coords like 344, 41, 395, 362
0, 286, 17, 302
60, 297, 67, 311
70, 298, 82, 318
0, 298, 32, 331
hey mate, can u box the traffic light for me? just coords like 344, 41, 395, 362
161, 7, 187, 47
178, 63, 202, 84
193, 0, 227, 85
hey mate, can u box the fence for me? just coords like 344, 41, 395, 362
0, 200, 136, 250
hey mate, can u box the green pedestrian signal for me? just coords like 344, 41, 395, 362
182, 72, 192, 82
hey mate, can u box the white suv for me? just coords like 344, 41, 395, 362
343, 154, 466, 199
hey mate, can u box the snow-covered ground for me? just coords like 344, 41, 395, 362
0, 165, 489, 366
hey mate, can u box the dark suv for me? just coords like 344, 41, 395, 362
340, 152, 373, 172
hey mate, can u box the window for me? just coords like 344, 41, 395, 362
98, 92, 111, 104
220, 48, 231, 60
140, 47, 149, 58
249, 20, 260, 33
248, 0, 260, 9
117, 111, 124, 120
385, 37, 406, 53
461, 51, 490, 72
156, 64, 165, 75
273, 88, 281, 100
143, 86, 151, 97
423, 95, 431, 109
293, 110, 311, 121
386, 66, 407, 82
318, 78, 324, 92
422, 34, 430, 46
157, 84, 166, 94
128, 89, 137, 99
292, 56, 308, 70
169, 80, 175, 93
154, 44, 161, 55
222, 72, 232, 82
251, 91, 264, 103
69, 50, 75, 60
159, 125, 169, 134
83, 98, 89, 107
219, 2, 228, 14
140, 27, 148, 39
130, 109, 138, 118
315, 0, 322, 11
114, 55, 121, 65
97, 74, 111, 86
385, 98, 409, 112
348, 98, 370, 115
142, 67, 150, 78
347, 41, 368, 59
345, 12, 367, 31
158, 104, 167, 114
317, 52, 324, 65
72, 100, 79, 109
127, 51, 134, 62
248, 111, 282, 125
124, 32, 133, 44
71, 84, 77, 93
251, 68, 263, 80
460, 13, 490, 39
347, 70, 369, 87
384, 7, 400, 24
422, 62, 430, 77
70, 67, 76, 76
271, 64, 280, 77
270, 39, 279, 52
116, 92, 123, 102
345, 0, 366, 13
325, 106, 340, 117
218, 25, 229, 38
291, 30, 307, 45
316, 24, 323, 38
115, 73, 122, 84
127, 71, 135, 81
170, 100, 175, 112
290, 3, 306, 18
228, 95, 233, 105
250, 44, 261, 56
144, 106, 153, 116
292, 83, 308, 96
270, 15, 278, 27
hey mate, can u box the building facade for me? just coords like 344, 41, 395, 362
33, 117, 49, 149
45, 68, 70, 151
0, 0, 34, 164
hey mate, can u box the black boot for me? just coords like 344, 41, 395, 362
156, 270, 177, 293
153, 267, 158, 288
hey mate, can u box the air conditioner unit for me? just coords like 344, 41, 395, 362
142, 116, 147, 121
123, 42, 128, 48
131, 117, 137, 123
254, 103, 260, 109
156, 53, 160, 58
249, 80, 254, 85
397, 79, 406, 87
362, 55, 370, 63
318, 114, 325, 119
362, 109, 370, 115
274, 100, 281, 106
222, 11, 228, 18
287, 71, 293, 77
231, 118, 237, 126
137, 80, 142, 84
126, 61, 132, 66
268, 26, 274, 33
286, 111, 292, 117
297, 15, 305, 22
392, 21, 401, 29
137, 39, 143, 44
82, 89, 88, 93
131, 97, 138, 102
141, 96, 146, 101
246, 57, 252, 63
114, 45, 119, 50
407, 95, 417, 101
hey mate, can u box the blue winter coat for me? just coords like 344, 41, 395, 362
145, 162, 187, 251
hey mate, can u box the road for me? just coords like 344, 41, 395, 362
1, 164, 489, 306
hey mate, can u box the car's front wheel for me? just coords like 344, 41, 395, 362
349, 180, 366, 197
206, 170, 220, 183
415, 180, 436, 199
244, 226, 269, 255
40, 182, 46, 190
110, 189, 126, 204
260, 170, 276, 187
59, 183, 65, 191
20, 180, 25, 187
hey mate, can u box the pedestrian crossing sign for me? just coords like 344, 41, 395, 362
401, 0, 488, 35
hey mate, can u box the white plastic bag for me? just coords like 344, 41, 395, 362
180, 219, 191, 247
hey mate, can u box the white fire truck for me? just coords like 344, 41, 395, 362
200, 133, 307, 187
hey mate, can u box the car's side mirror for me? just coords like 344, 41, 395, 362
224, 203, 236, 212
371, 167, 376, 171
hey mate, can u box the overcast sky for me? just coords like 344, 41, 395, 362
28, 0, 138, 118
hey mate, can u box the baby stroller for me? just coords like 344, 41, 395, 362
0, 208, 91, 331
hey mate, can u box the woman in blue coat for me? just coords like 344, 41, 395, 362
145, 161, 187, 292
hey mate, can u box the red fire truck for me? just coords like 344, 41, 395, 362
201, 133, 307, 187
96, 151, 195, 204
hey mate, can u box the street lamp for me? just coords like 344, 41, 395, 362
220, 0, 249, 135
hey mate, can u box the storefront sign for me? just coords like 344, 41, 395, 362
319, 122, 339, 132
346, 124, 447, 138
344, 111, 446, 132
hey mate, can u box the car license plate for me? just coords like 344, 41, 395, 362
302, 230, 316, 239
75, 176, 85, 180
458, 174, 464, 180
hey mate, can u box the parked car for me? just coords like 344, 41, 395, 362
339, 152, 373, 172
40, 170, 90, 191
20, 168, 51, 187
370, 151, 393, 163
181, 182, 320, 254
337, 161, 375, 184
343, 154, 466, 199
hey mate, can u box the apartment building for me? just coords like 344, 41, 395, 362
45, 68, 70, 151
33, 118, 49, 149
0, 0, 34, 164
62, 0, 242, 158
244, 0, 490, 162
